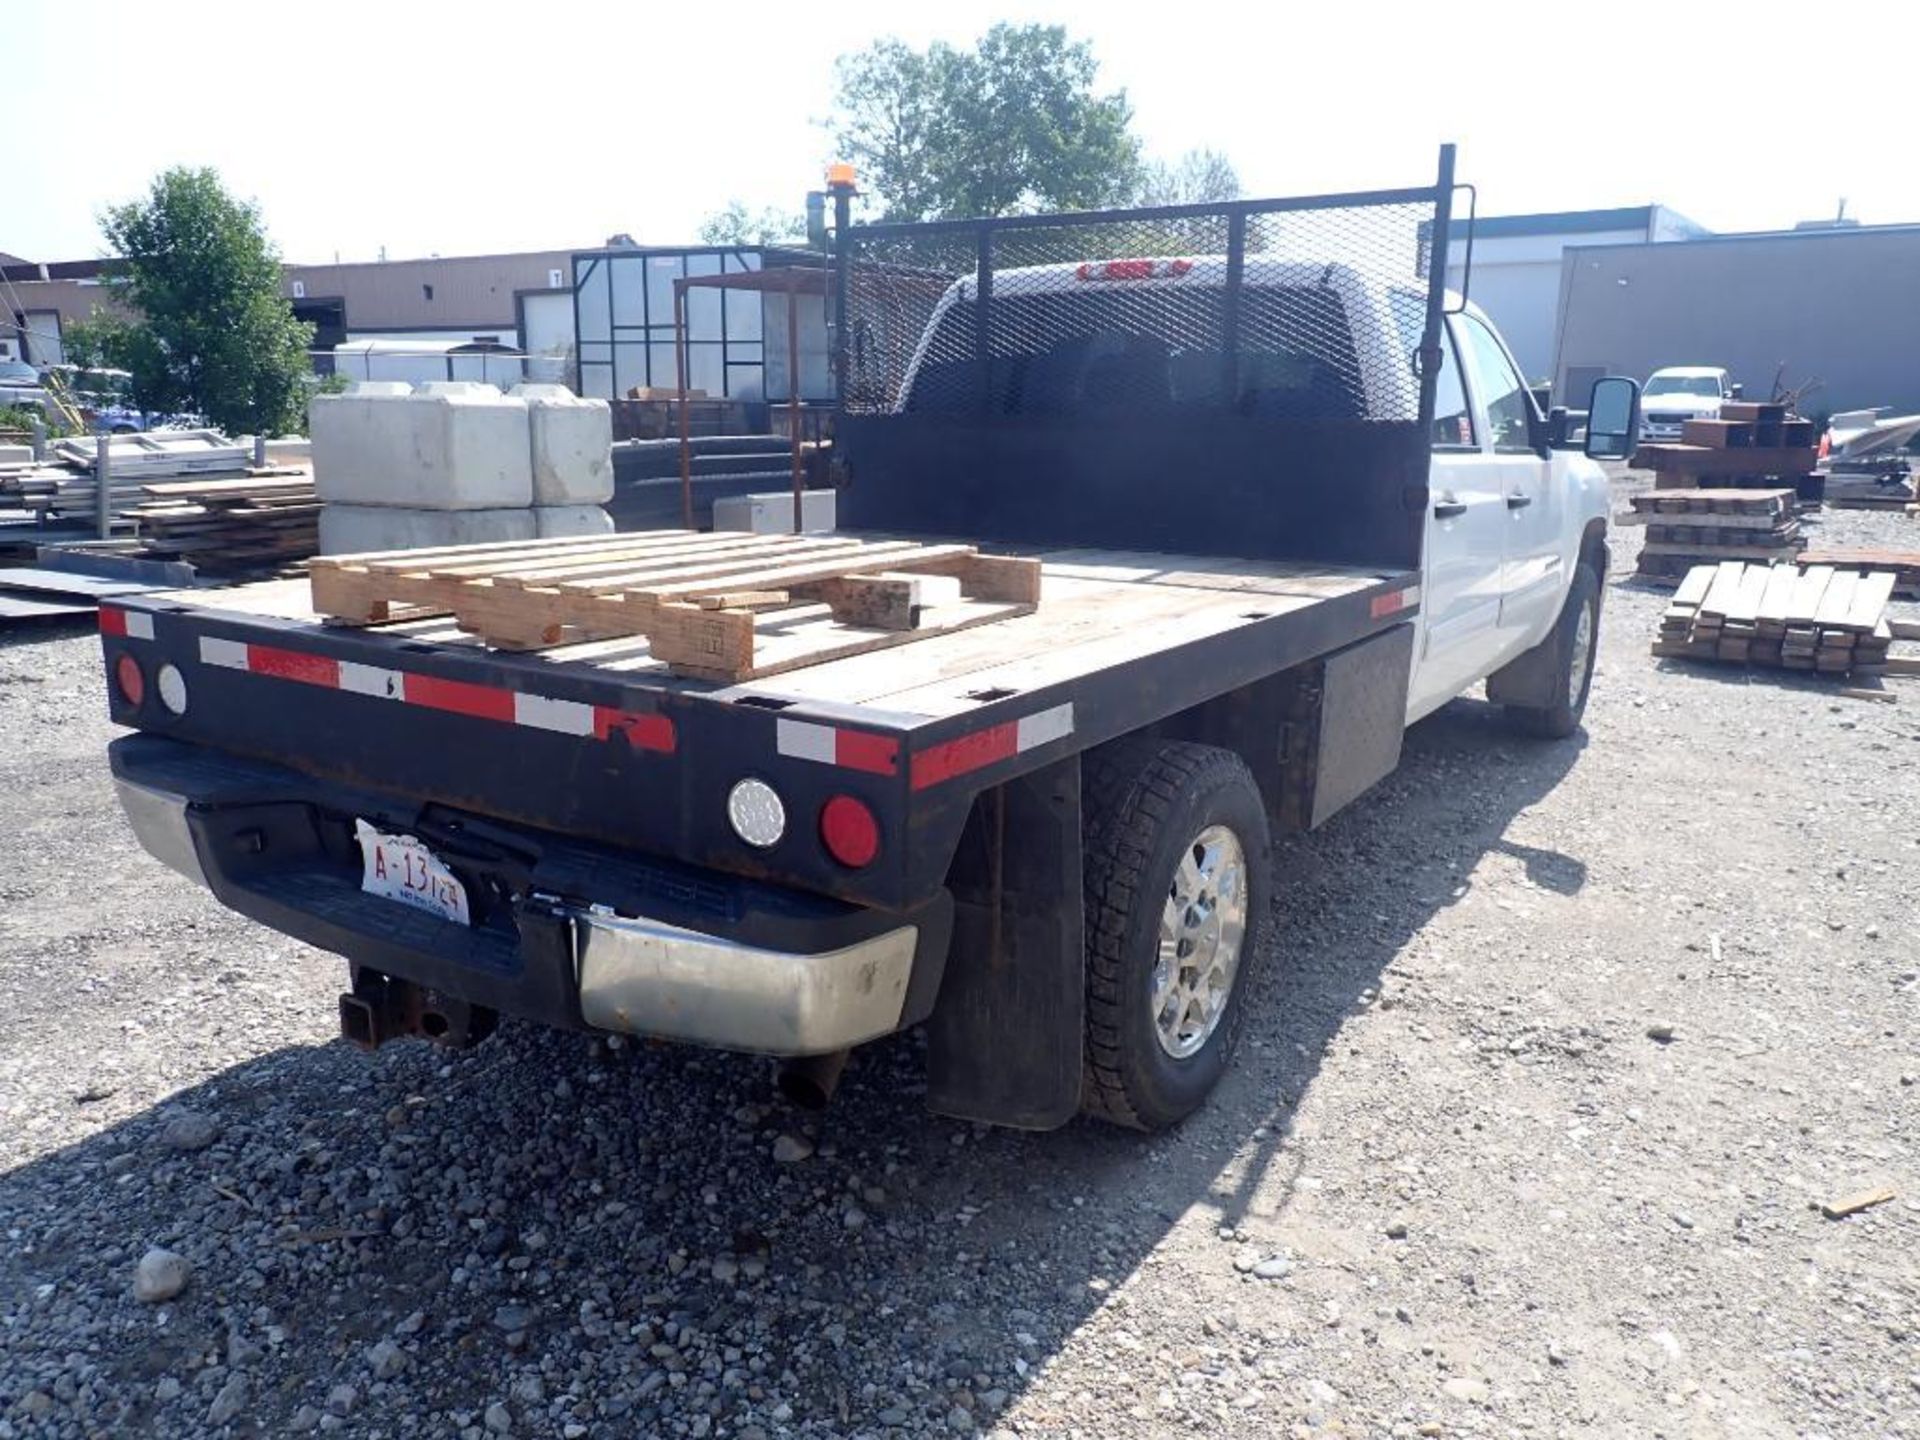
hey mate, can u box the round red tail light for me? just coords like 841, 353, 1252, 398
114, 653, 145, 709
820, 794, 880, 869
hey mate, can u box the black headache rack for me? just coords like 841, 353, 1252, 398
830, 146, 1459, 569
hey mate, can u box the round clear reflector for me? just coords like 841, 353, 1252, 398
726, 778, 786, 848
157, 663, 188, 715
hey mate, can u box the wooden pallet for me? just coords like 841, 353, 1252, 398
309, 530, 1043, 681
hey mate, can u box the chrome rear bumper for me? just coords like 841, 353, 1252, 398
114, 772, 916, 1057
573, 911, 916, 1055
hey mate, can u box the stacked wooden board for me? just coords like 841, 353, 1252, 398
1654, 561, 1894, 673
129, 475, 319, 574
310, 529, 1043, 682
1634, 402, 1819, 498
1796, 547, 1920, 599
1630, 488, 1801, 582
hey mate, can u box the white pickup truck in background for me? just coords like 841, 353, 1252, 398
1638, 365, 1737, 440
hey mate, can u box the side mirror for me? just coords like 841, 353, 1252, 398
1584, 376, 1640, 460
1728, 382, 1743, 399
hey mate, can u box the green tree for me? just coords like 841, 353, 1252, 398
697, 201, 808, 247
830, 24, 1141, 222
93, 168, 313, 435
1137, 149, 1242, 207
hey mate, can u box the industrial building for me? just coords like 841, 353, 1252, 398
1551, 224, 1920, 418
1442, 205, 1706, 382
1, 250, 576, 377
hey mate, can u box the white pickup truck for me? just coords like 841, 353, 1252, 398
104, 154, 1639, 1132
1639, 365, 1737, 440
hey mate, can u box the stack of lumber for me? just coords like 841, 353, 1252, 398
1654, 560, 1894, 674
1797, 547, 1920, 599
1630, 488, 1801, 582
129, 475, 319, 574
310, 529, 1042, 682
1634, 402, 1820, 499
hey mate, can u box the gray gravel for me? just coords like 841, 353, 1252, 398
2, 484, 1917, 1438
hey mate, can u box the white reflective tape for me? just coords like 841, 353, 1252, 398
199, 636, 251, 671
123, 611, 155, 641
1015, 702, 1074, 753
775, 718, 838, 765
338, 661, 403, 700
514, 691, 595, 736
1399, 584, 1421, 608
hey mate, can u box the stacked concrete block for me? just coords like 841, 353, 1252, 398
512, 383, 614, 508
312, 381, 613, 554
535, 506, 617, 538
319, 505, 536, 555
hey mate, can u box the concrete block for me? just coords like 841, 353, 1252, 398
711, 489, 837, 535
0, 444, 32, 465
320, 504, 536, 556
534, 505, 615, 538
310, 381, 533, 510
511, 384, 614, 506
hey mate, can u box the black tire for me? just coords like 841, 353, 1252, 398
1081, 739, 1271, 1132
1504, 562, 1601, 739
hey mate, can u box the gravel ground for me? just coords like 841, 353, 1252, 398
2, 486, 1917, 1440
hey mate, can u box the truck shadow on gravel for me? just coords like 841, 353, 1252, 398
0, 698, 1585, 1439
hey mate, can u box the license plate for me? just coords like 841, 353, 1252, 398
355, 819, 470, 926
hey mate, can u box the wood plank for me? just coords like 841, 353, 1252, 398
1753, 565, 1801, 632
1812, 571, 1860, 630
1722, 565, 1772, 625
1782, 566, 1833, 628
1670, 564, 1717, 609
476, 534, 865, 589
639, 544, 984, 601
314, 529, 701, 571
1696, 561, 1751, 620
1840, 571, 1896, 633
734, 576, 1243, 707
658, 597, 1032, 682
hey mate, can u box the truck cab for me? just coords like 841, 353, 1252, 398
1414, 300, 1612, 720
1639, 365, 1736, 440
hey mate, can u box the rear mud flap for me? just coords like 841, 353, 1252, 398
926, 754, 1084, 1129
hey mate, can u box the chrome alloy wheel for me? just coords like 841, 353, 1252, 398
1568, 596, 1596, 709
1151, 824, 1249, 1059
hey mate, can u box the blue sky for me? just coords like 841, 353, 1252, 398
9, 0, 1916, 263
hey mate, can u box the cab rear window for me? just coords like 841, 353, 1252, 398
903, 286, 1365, 421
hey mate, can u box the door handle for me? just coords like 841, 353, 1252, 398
1433, 499, 1468, 519
1506, 492, 1533, 509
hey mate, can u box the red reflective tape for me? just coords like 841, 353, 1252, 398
835, 729, 899, 776
403, 672, 517, 723
593, 707, 676, 753
910, 721, 1018, 791
98, 607, 127, 637
247, 644, 341, 689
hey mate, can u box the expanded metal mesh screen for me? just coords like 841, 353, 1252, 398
838, 194, 1442, 425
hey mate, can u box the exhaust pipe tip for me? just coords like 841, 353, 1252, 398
777, 1049, 850, 1111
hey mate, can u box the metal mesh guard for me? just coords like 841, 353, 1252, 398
840, 195, 1439, 423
